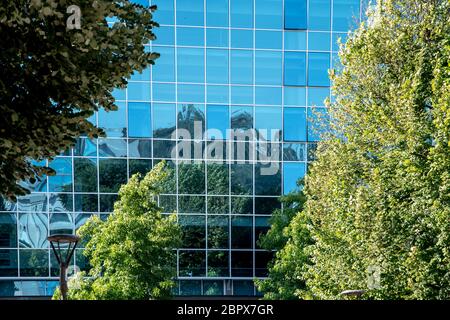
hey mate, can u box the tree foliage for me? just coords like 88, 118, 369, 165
0, 0, 158, 199
56, 162, 182, 300
261, 0, 450, 300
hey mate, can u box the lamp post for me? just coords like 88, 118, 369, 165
47, 234, 80, 300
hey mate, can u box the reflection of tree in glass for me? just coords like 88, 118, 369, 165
177, 104, 205, 137
208, 216, 228, 249
207, 251, 228, 277
179, 251, 205, 277
20, 250, 48, 277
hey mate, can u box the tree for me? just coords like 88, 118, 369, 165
262, 0, 450, 300
56, 162, 182, 300
0, 0, 158, 200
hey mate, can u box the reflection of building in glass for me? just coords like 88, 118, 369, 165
0, 0, 367, 297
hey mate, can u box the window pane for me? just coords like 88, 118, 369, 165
284, 0, 307, 29
283, 162, 306, 194
177, 104, 205, 138
308, 32, 331, 51
207, 49, 229, 84
308, 53, 330, 86
206, 28, 228, 47
284, 107, 307, 141
153, 83, 175, 102
176, 0, 204, 26
128, 139, 151, 158
153, 103, 176, 139
284, 31, 306, 50
178, 162, 205, 194
231, 29, 253, 48
48, 158, 72, 192
152, 46, 175, 82
153, 140, 176, 159
152, 0, 174, 25
207, 163, 229, 195
129, 159, 152, 177
255, 163, 281, 196
0, 213, 17, 248
309, 0, 331, 30
231, 216, 252, 249
231, 50, 253, 84
0, 249, 18, 276
128, 102, 151, 138
207, 196, 229, 214
207, 105, 229, 140
127, 82, 150, 101
284, 87, 307, 106
254, 197, 280, 215
284, 51, 306, 86
98, 138, 127, 158
74, 194, 98, 213
98, 102, 126, 137
283, 143, 306, 161
74, 138, 96, 157
74, 158, 97, 193
308, 107, 329, 141
231, 251, 252, 277
255, 106, 282, 141
230, 0, 253, 28
98, 159, 127, 193
208, 215, 229, 249
308, 87, 330, 106
231, 164, 253, 195
255, 87, 282, 106
255, 216, 271, 248
179, 250, 206, 277
178, 84, 205, 103
207, 251, 229, 277
206, 0, 228, 27
255, 0, 282, 29
19, 213, 48, 248
255, 51, 282, 85
255, 31, 282, 49
20, 249, 48, 277
255, 251, 273, 277
153, 26, 174, 45
333, 0, 361, 32
177, 48, 204, 83
178, 195, 206, 214
207, 85, 229, 103
231, 106, 253, 133
179, 280, 201, 295
179, 215, 205, 249
176, 27, 204, 46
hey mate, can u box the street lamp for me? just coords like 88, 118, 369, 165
47, 234, 80, 300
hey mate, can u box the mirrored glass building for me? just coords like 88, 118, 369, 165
0, 0, 368, 297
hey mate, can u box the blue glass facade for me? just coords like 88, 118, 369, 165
0, 0, 367, 297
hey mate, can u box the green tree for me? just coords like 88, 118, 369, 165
56, 162, 182, 300
262, 0, 450, 300
0, 0, 158, 200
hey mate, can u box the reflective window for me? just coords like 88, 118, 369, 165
176, 27, 204, 46
255, 87, 282, 106
20, 250, 48, 277
231, 86, 253, 104
128, 102, 151, 138
178, 195, 206, 213
283, 143, 306, 161
179, 251, 206, 277
255, 106, 282, 141
309, 0, 331, 30
153, 140, 176, 159
255, 0, 283, 29
49, 212, 74, 235
231, 216, 252, 249
255, 251, 273, 276
308, 32, 331, 51
308, 53, 330, 86
129, 159, 152, 176
284, 0, 307, 29
74, 138, 96, 157
255, 51, 282, 85
207, 196, 229, 214
207, 163, 229, 195
207, 49, 229, 84
333, 0, 361, 32
332, 32, 348, 52
152, 83, 175, 102
206, 28, 228, 47
74, 194, 98, 213
231, 251, 252, 277
178, 84, 205, 103
308, 107, 329, 141
207, 85, 229, 103
254, 197, 280, 215
255, 164, 281, 196
0, 250, 18, 276
255, 31, 282, 49
206, 0, 228, 27
98, 139, 127, 158
128, 139, 152, 158
100, 194, 118, 213
98, 102, 126, 137
152, 46, 175, 82
48, 158, 72, 192
255, 216, 270, 248
152, 0, 174, 25
204, 280, 224, 295
176, 0, 204, 26
283, 162, 306, 194
178, 162, 205, 195
0, 213, 17, 248
127, 82, 150, 101
231, 196, 253, 215
231, 164, 253, 195
177, 104, 205, 138
231, 50, 253, 84
230, 0, 253, 28
284, 87, 307, 106
153, 26, 174, 45
308, 87, 330, 106
179, 280, 201, 295
207, 216, 229, 249
207, 251, 229, 277
207, 105, 229, 140
74, 158, 97, 192
284, 51, 306, 86
284, 107, 307, 141
231, 29, 253, 49
153, 103, 176, 139
231, 106, 253, 133
130, 67, 150, 81
179, 215, 206, 249
177, 48, 204, 83
98, 159, 127, 193
19, 213, 48, 248
112, 88, 125, 101
284, 31, 306, 50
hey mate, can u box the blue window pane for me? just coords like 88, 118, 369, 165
206, 0, 228, 27
176, 0, 204, 26
255, 0, 283, 29
112, 88, 126, 101
178, 84, 205, 103
308, 88, 329, 106
177, 27, 204, 46
231, 29, 253, 49
283, 162, 305, 194
285, 0, 307, 29
308, 32, 331, 51
154, 26, 174, 45
152, 46, 175, 82
255, 51, 282, 85
230, 0, 253, 28
207, 28, 228, 47
207, 85, 229, 103
255, 107, 282, 141
284, 87, 306, 106
207, 49, 229, 84
177, 48, 204, 83
131, 0, 149, 6
284, 108, 306, 141
308, 53, 330, 86
231, 86, 253, 104
152, 0, 174, 25
255, 31, 282, 49
128, 102, 151, 138
231, 50, 253, 85
207, 105, 229, 139
284, 51, 306, 86
309, 0, 331, 30
284, 31, 306, 50
48, 158, 72, 192
255, 87, 281, 106
332, 32, 348, 52
130, 67, 150, 81
153, 83, 175, 102
231, 106, 253, 131
308, 107, 329, 141
153, 103, 176, 139
128, 82, 150, 101
98, 102, 127, 137
333, 0, 361, 32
